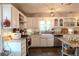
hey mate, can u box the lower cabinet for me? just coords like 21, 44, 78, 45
31, 35, 54, 47
31, 35, 40, 47
47, 39, 54, 46
21, 39, 26, 56
40, 38, 48, 47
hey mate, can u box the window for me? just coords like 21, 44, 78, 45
39, 20, 51, 31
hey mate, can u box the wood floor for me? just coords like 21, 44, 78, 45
28, 47, 62, 56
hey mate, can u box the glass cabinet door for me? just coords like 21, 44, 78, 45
77, 19, 79, 26
54, 19, 58, 26
59, 19, 63, 26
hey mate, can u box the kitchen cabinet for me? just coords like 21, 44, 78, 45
23, 16, 27, 29
64, 18, 76, 27
1, 4, 27, 56
31, 34, 54, 47
4, 39, 26, 56
31, 35, 40, 47
47, 39, 54, 46
77, 19, 79, 26
19, 12, 27, 29
27, 17, 40, 31
2, 4, 12, 28
21, 38, 26, 56
12, 6, 19, 28
40, 34, 54, 47
2, 4, 27, 29
32, 17, 39, 30
59, 18, 63, 26
40, 37, 48, 47
54, 18, 59, 27
27, 18, 33, 29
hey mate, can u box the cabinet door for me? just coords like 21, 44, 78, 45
27, 18, 33, 29
2, 4, 12, 28
32, 18, 39, 30
12, 6, 19, 28
21, 39, 26, 56
31, 35, 36, 46
24, 16, 27, 28
40, 38, 47, 47
47, 39, 54, 46
31, 35, 40, 47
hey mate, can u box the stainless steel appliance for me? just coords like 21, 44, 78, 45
54, 35, 63, 47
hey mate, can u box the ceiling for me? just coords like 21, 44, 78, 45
13, 3, 79, 17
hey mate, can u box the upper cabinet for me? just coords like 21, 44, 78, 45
53, 17, 78, 27
2, 4, 27, 29
19, 12, 27, 29
77, 19, 79, 26
12, 5, 19, 28
2, 4, 12, 28
54, 18, 58, 27
64, 18, 76, 27
59, 18, 63, 26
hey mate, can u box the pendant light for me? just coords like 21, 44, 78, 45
50, 8, 54, 16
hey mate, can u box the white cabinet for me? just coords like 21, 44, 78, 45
32, 17, 39, 30
47, 39, 54, 46
31, 34, 54, 47
47, 35, 54, 46
2, 4, 19, 28
21, 38, 26, 56
27, 17, 40, 31
40, 34, 54, 47
31, 35, 40, 47
23, 16, 27, 29
12, 6, 19, 28
40, 38, 48, 47
27, 18, 33, 29
2, 4, 12, 28
2, 4, 27, 29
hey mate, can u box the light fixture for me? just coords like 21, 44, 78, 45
50, 8, 54, 16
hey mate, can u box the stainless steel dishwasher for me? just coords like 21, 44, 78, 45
54, 35, 63, 47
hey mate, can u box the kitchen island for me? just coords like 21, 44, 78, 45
55, 36, 79, 56
2, 37, 27, 56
